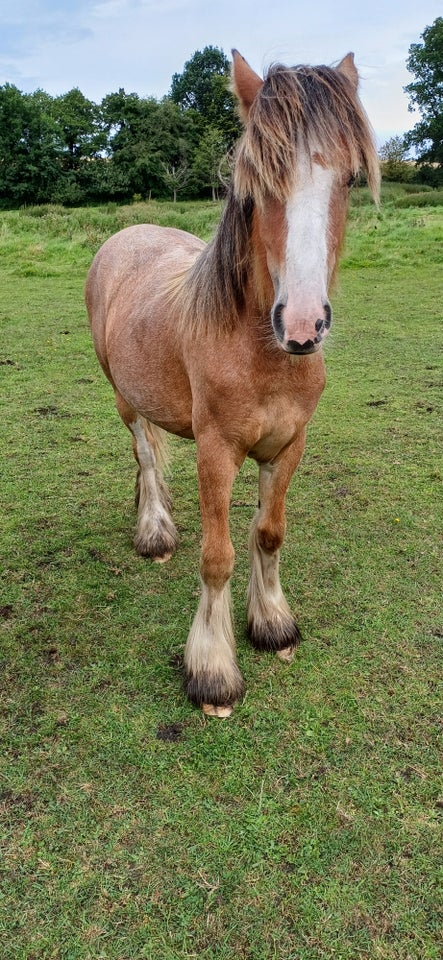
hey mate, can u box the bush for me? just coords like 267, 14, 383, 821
395, 189, 443, 207
413, 164, 443, 188
380, 160, 415, 183
399, 182, 433, 193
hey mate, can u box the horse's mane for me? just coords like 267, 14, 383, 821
173, 62, 380, 335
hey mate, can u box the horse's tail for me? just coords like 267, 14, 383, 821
147, 420, 171, 474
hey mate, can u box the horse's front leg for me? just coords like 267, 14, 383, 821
184, 434, 245, 717
248, 433, 306, 661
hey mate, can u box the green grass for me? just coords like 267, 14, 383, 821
1, 186, 442, 959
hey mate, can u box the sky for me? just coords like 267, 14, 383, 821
0, 0, 441, 147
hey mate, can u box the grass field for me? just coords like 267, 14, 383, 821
1, 184, 442, 959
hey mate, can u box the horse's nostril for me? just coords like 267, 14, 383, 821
271, 302, 285, 341
315, 305, 332, 336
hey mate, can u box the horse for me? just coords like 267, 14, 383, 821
86, 50, 379, 717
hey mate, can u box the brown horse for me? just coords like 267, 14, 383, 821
86, 50, 379, 716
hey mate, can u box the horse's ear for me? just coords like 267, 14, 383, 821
337, 52, 359, 91
231, 49, 263, 120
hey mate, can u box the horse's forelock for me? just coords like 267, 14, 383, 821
234, 64, 380, 202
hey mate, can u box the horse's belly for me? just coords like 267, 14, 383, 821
108, 340, 195, 439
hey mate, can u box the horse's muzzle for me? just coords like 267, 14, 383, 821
272, 302, 332, 355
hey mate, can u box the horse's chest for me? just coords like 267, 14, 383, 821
190, 342, 325, 457
250, 396, 306, 457
261, 354, 325, 420
250, 358, 325, 454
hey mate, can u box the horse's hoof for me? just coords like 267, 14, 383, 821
202, 703, 233, 718
134, 529, 178, 561
185, 667, 245, 714
247, 617, 302, 652
276, 645, 296, 663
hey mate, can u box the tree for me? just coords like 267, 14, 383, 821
52, 88, 106, 169
404, 17, 443, 168
161, 162, 190, 202
379, 135, 413, 182
170, 46, 241, 147
0, 84, 63, 205
102, 91, 197, 199
193, 128, 229, 199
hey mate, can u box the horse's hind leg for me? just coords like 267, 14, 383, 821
115, 392, 178, 562
247, 436, 306, 660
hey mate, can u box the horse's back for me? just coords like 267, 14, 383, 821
86, 223, 204, 375
86, 223, 204, 322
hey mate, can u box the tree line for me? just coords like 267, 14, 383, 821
1, 21, 442, 208
0, 46, 241, 207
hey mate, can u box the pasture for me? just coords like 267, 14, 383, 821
1, 186, 442, 958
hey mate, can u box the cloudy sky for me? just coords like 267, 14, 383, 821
1, 0, 441, 146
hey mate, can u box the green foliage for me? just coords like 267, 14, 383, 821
170, 45, 230, 111
0, 84, 63, 205
192, 128, 230, 199
101, 92, 199, 200
394, 188, 443, 206
52, 87, 106, 168
0, 48, 240, 207
379, 135, 414, 182
404, 17, 443, 166
170, 45, 241, 146
414, 162, 443, 187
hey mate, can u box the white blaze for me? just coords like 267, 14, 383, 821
279, 155, 334, 345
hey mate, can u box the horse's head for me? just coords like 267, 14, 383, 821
231, 50, 379, 355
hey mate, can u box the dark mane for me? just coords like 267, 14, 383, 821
174, 61, 379, 334
175, 188, 255, 335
